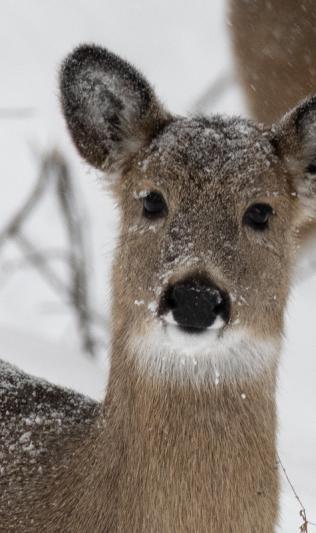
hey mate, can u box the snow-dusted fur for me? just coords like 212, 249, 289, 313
60, 45, 170, 172
2, 44, 316, 531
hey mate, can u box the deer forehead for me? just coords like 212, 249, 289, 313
127, 116, 288, 205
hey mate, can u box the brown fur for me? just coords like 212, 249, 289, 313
0, 359, 278, 532
1, 44, 316, 531
229, 0, 316, 125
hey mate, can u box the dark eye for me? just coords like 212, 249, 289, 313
143, 192, 167, 219
243, 203, 273, 231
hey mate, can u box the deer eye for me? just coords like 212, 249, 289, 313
143, 192, 167, 219
243, 203, 273, 231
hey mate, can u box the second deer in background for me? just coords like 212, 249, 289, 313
229, 0, 316, 125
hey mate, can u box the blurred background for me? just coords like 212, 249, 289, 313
0, 1, 315, 530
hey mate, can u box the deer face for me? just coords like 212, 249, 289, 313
60, 46, 316, 383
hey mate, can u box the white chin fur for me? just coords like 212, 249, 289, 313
163, 312, 225, 331
128, 321, 280, 385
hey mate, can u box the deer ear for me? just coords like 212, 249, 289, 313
273, 96, 316, 223
60, 45, 171, 172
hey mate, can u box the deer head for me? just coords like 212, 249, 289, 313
60, 45, 316, 385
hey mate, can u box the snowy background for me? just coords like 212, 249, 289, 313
0, 1, 315, 530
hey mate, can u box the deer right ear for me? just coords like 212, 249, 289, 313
273, 96, 316, 224
60, 45, 171, 173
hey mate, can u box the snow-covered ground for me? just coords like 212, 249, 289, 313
0, 2, 315, 530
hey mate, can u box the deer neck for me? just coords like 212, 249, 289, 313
106, 349, 278, 460
94, 341, 279, 532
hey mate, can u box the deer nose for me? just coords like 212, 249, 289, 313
161, 276, 230, 333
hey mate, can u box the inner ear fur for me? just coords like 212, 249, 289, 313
60, 44, 171, 173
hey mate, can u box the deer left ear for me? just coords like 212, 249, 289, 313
60, 45, 171, 174
273, 96, 316, 223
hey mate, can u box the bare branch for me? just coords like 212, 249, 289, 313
0, 156, 52, 247
191, 72, 235, 114
0, 149, 107, 356
277, 453, 316, 531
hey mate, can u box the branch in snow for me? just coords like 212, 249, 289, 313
0, 150, 107, 357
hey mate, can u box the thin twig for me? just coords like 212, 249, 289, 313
0, 156, 52, 247
277, 453, 316, 531
191, 72, 235, 114
13, 232, 106, 329
54, 151, 96, 356
0, 249, 71, 272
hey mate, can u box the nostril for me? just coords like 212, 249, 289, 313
166, 289, 177, 310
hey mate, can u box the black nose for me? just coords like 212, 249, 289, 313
160, 275, 230, 333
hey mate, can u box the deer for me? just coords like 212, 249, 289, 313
1, 42, 316, 532
229, 0, 316, 126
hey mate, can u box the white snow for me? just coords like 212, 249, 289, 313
134, 299, 145, 306
147, 301, 158, 313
